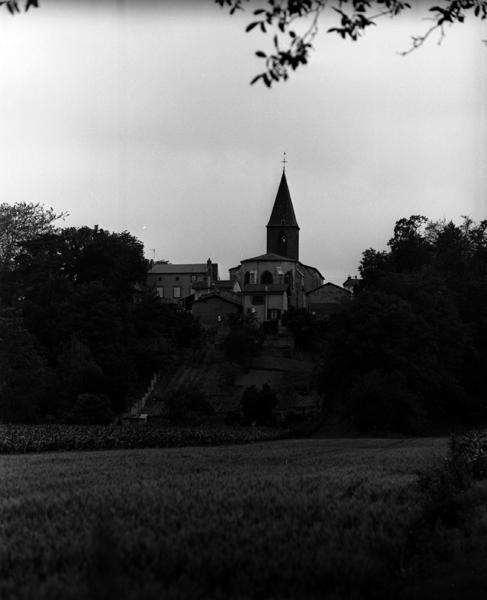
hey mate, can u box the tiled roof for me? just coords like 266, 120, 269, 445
241, 253, 296, 263
193, 291, 242, 306
306, 282, 351, 295
267, 172, 299, 228
149, 263, 210, 274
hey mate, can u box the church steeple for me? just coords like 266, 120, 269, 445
266, 171, 300, 260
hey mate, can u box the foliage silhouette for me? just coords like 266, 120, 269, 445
217, 1, 487, 86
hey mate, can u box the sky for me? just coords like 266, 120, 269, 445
0, 0, 486, 285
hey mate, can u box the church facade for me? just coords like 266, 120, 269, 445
229, 171, 323, 324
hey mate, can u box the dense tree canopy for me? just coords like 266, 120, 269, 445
319, 216, 487, 433
0, 220, 202, 423
0, 202, 66, 273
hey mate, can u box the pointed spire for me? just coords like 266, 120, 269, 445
267, 171, 299, 228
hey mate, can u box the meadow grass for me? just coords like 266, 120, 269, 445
1, 437, 486, 599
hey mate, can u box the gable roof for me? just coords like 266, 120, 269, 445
193, 291, 242, 307
267, 172, 299, 229
149, 263, 209, 275
241, 252, 296, 263
306, 282, 352, 296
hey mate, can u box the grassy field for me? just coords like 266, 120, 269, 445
1, 437, 486, 599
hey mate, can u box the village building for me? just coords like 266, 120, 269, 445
191, 291, 242, 327
306, 282, 352, 318
146, 168, 355, 326
229, 170, 323, 324
147, 259, 218, 303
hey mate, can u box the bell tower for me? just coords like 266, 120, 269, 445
266, 169, 300, 260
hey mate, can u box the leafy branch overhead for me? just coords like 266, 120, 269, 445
0, 0, 38, 14
215, 0, 487, 86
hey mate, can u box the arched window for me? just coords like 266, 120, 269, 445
244, 271, 251, 285
261, 270, 273, 284
278, 231, 288, 256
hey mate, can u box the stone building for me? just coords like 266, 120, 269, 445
306, 282, 351, 318
229, 171, 323, 324
191, 292, 242, 327
147, 259, 218, 303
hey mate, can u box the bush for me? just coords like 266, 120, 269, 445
452, 429, 487, 480
66, 393, 114, 425
164, 384, 214, 424
223, 314, 264, 366
241, 384, 277, 426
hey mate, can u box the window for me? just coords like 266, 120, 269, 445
175, 276, 180, 281
244, 271, 250, 285
279, 231, 288, 255
249, 271, 257, 284
261, 270, 273, 284
173, 287, 181, 298
156, 287, 164, 298
252, 295, 264, 306
191, 274, 197, 282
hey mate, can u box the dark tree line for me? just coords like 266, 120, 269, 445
319, 215, 487, 433
0, 205, 201, 423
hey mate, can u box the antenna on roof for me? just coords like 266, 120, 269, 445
281, 151, 287, 173
150, 249, 156, 261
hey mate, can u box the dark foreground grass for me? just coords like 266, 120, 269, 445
1, 438, 486, 599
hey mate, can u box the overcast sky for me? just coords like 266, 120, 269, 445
1, 1, 486, 284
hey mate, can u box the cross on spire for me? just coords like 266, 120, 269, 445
281, 151, 288, 172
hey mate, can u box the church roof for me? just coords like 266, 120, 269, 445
267, 171, 299, 228
241, 252, 296, 263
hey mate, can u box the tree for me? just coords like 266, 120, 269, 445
0, 311, 50, 422
223, 313, 265, 366
329, 215, 487, 431
216, 0, 487, 86
0, 203, 66, 304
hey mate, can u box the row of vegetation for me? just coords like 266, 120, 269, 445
0, 423, 286, 454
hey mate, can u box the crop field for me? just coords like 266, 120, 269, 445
2, 437, 487, 599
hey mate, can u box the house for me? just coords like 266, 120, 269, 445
147, 258, 218, 303
306, 282, 351, 318
191, 292, 242, 327
192, 279, 241, 300
229, 170, 324, 324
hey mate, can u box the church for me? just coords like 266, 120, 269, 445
149, 166, 328, 326
228, 169, 324, 324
